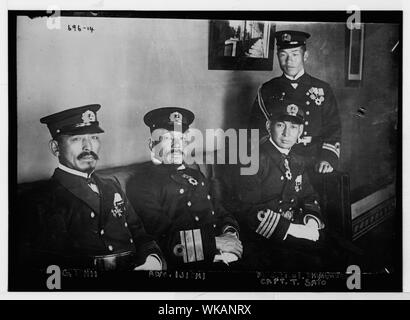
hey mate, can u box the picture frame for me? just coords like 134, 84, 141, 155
346, 24, 365, 83
208, 20, 276, 71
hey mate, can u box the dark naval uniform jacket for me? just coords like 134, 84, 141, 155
249, 73, 341, 169
126, 162, 240, 269
234, 139, 326, 270
19, 168, 162, 271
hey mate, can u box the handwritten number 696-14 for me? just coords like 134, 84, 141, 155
67, 25, 94, 33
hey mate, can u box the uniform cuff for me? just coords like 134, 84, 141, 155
255, 210, 291, 241
174, 228, 217, 264
321, 144, 340, 169
222, 225, 239, 238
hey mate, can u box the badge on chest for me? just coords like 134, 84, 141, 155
171, 172, 199, 187
295, 174, 302, 192
111, 193, 125, 218
182, 173, 198, 186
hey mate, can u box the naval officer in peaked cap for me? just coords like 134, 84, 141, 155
18, 104, 165, 272
249, 30, 342, 178
126, 107, 243, 270
237, 99, 334, 270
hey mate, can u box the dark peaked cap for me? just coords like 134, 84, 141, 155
40, 104, 104, 138
269, 100, 305, 125
275, 30, 311, 49
143, 107, 195, 133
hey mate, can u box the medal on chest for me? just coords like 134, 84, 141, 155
295, 174, 302, 192
306, 87, 325, 106
283, 158, 292, 180
111, 193, 125, 218
182, 173, 198, 186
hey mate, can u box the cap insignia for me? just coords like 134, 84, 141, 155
169, 111, 183, 124
287, 104, 299, 116
282, 33, 291, 42
81, 110, 96, 125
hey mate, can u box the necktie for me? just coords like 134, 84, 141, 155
86, 176, 100, 194
282, 155, 292, 180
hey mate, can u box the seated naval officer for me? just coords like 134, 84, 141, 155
126, 107, 243, 270
237, 101, 329, 270
19, 105, 164, 272
249, 30, 341, 176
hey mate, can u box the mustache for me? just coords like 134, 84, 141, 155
77, 151, 99, 160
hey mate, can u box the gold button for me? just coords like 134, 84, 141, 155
201, 182, 205, 186
211, 211, 215, 215
280, 176, 284, 181
305, 121, 309, 126
130, 238, 133, 243
108, 245, 113, 251
187, 201, 192, 207
207, 195, 211, 200
291, 199, 295, 203
195, 216, 199, 221
278, 200, 283, 204
90, 212, 95, 218
279, 208, 283, 213
306, 111, 310, 115
100, 229, 104, 235
304, 131, 307, 135
213, 224, 216, 228
179, 188, 184, 194
306, 101, 310, 105
124, 222, 128, 227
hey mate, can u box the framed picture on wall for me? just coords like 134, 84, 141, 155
346, 24, 365, 82
208, 20, 276, 70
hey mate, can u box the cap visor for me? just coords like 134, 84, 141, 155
275, 115, 304, 124
60, 124, 104, 136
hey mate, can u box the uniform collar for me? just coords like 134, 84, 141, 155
283, 69, 305, 81
269, 138, 291, 155
58, 163, 94, 179
53, 167, 101, 214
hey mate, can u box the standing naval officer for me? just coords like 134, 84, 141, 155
18, 104, 164, 272
249, 30, 341, 175
126, 107, 243, 270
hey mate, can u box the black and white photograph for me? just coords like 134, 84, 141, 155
208, 19, 276, 70
8, 9, 402, 293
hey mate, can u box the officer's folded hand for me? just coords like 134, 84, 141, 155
215, 233, 243, 258
133, 254, 162, 271
287, 223, 320, 242
315, 161, 334, 174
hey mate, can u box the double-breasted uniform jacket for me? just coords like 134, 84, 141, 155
126, 162, 240, 269
249, 73, 341, 169
235, 139, 324, 246
19, 168, 162, 270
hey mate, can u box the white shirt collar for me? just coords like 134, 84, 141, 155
269, 138, 291, 155
58, 163, 93, 179
150, 153, 186, 170
284, 69, 305, 81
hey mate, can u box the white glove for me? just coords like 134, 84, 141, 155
213, 252, 239, 265
133, 254, 162, 271
286, 223, 320, 242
